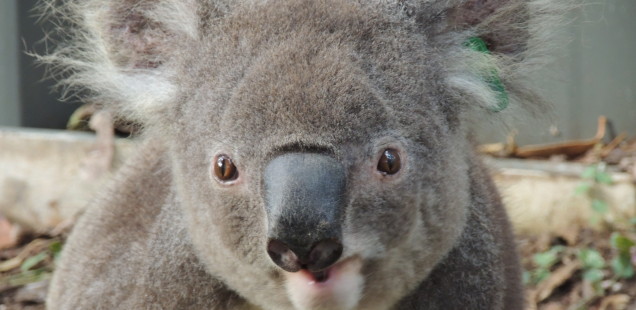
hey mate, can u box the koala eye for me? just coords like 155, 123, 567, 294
377, 149, 401, 175
214, 155, 239, 182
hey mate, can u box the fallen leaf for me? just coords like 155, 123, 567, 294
541, 301, 565, 310
525, 289, 539, 310
556, 225, 580, 246
536, 261, 581, 302
0, 239, 51, 272
598, 294, 630, 310
601, 133, 628, 158
566, 282, 584, 309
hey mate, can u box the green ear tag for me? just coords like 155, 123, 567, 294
464, 37, 509, 112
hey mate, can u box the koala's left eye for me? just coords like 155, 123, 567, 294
214, 155, 239, 182
377, 149, 401, 175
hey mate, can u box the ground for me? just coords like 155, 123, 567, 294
520, 227, 636, 310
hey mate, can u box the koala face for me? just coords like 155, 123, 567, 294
44, 0, 564, 308
166, 3, 472, 308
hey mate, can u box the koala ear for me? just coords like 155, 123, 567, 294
445, 0, 530, 57
41, 0, 220, 125
408, 0, 537, 57
398, 0, 570, 113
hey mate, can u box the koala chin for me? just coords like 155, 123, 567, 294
41, 0, 571, 309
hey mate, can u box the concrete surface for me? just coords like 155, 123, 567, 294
0, 128, 634, 235
0, 127, 136, 231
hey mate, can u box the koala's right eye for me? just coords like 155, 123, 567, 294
377, 149, 401, 175
213, 155, 239, 182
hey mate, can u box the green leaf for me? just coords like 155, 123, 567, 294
533, 269, 551, 284
49, 241, 63, 262
533, 251, 558, 269
575, 182, 593, 195
583, 268, 605, 283
591, 199, 609, 214
595, 171, 613, 185
49, 241, 62, 254
610, 233, 635, 254
590, 213, 601, 226
611, 256, 635, 279
20, 252, 48, 273
582, 166, 597, 179
579, 248, 606, 269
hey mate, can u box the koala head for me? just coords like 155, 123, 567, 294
44, 0, 567, 309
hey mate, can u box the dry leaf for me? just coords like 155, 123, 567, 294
0, 239, 50, 272
555, 225, 580, 246
580, 280, 597, 302
536, 261, 581, 302
525, 289, 539, 310
534, 234, 552, 253
541, 301, 565, 310
566, 282, 584, 309
598, 294, 630, 310
601, 133, 628, 158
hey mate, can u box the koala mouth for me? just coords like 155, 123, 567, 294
307, 269, 330, 283
291, 256, 360, 286
285, 256, 364, 309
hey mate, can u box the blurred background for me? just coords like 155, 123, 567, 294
0, 0, 634, 144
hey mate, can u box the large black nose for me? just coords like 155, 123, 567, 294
267, 238, 343, 272
263, 153, 346, 273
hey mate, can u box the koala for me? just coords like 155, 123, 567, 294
42, 0, 568, 309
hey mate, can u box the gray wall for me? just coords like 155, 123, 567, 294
479, 0, 636, 145
0, 0, 20, 126
16, 0, 82, 129
563, 0, 636, 142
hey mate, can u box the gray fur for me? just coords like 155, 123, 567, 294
42, 1, 569, 309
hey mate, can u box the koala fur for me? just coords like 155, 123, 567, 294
42, 0, 570, 309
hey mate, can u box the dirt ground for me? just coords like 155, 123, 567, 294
519, 228, 636, 310
0, 230, 54, 310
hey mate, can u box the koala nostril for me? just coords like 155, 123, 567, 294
267, 239, 343, 273
267, 239, 301, 272
307, 239, 343, 271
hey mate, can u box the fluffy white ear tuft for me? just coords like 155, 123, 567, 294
39, 0, 203, 125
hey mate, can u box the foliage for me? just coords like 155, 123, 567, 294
578, 248, 606, 294
524, 163, 636, 307
576, 163, 613, 226
526, 245, 565, 285
610, 233, 635, 279
0, 238, 63, 288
